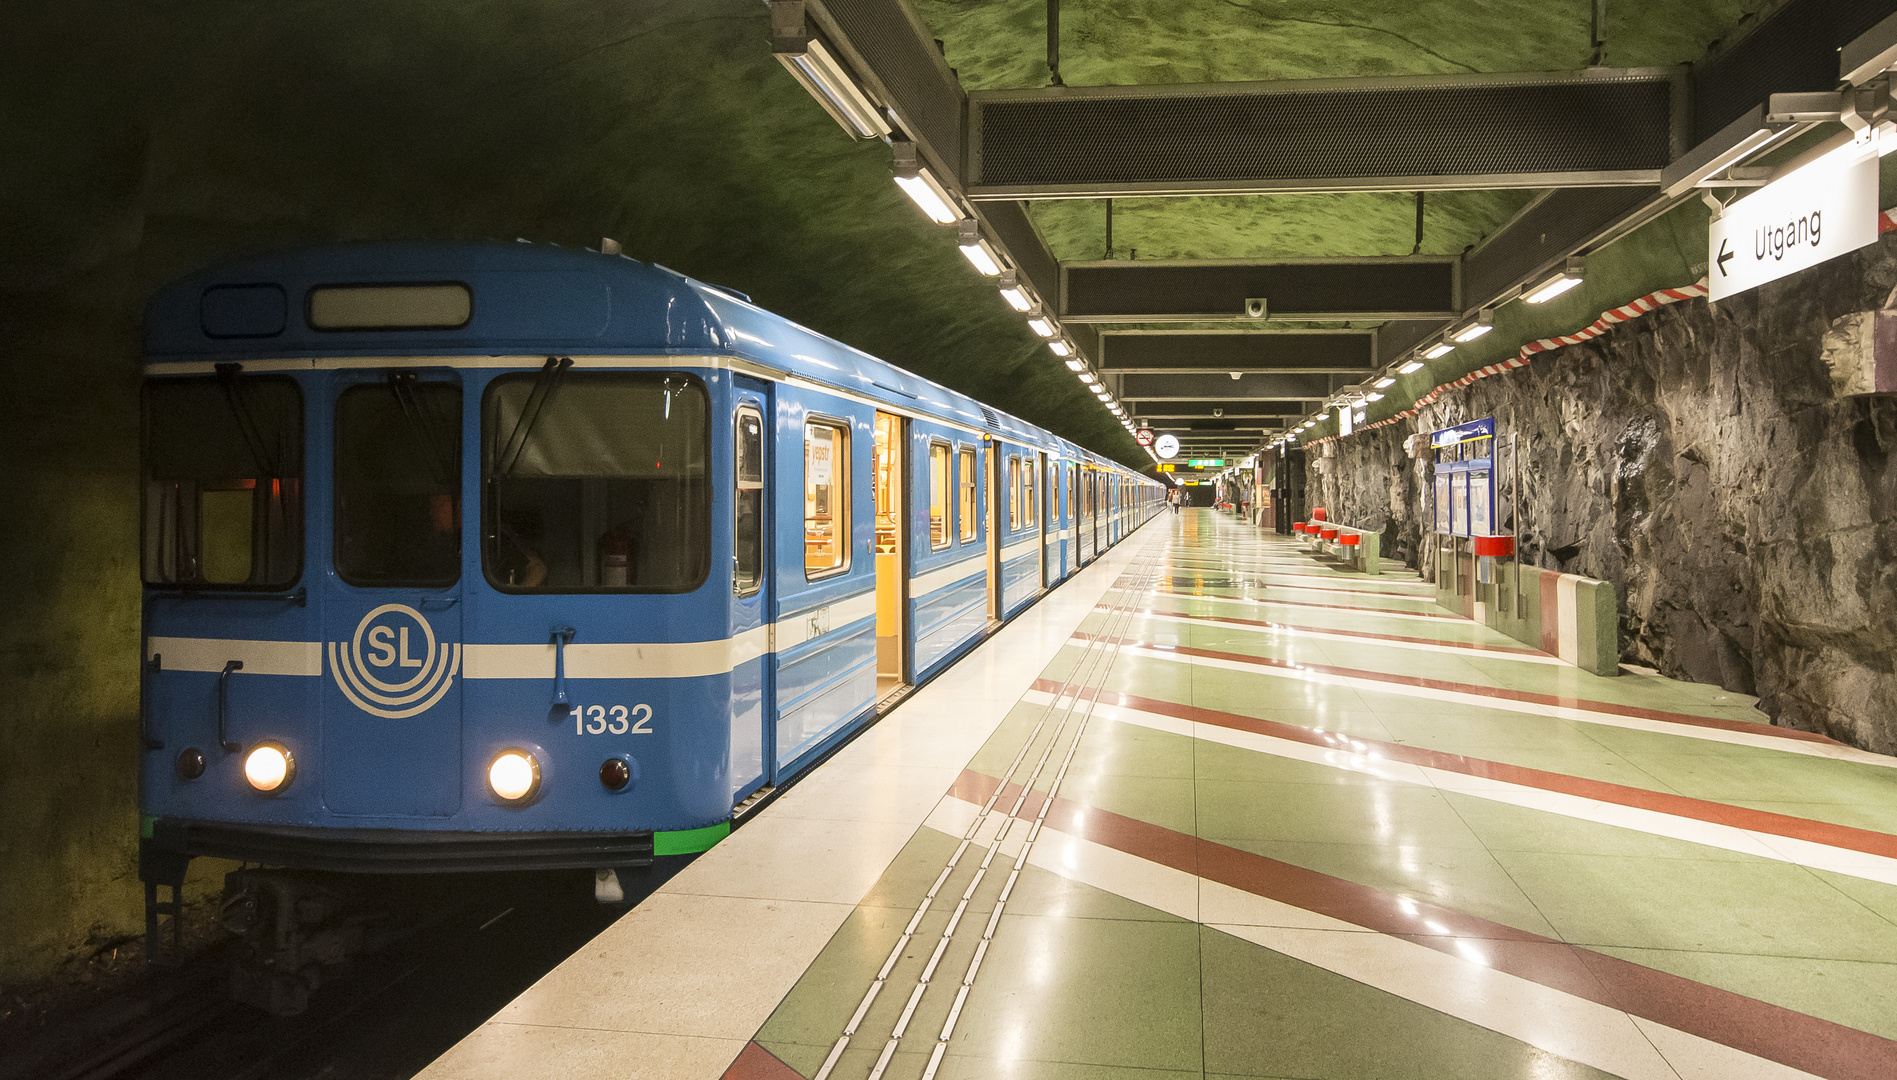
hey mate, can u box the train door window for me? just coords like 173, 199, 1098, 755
929, 442, 950, 550
734, 406, 764, 595
1069, 466, 1078, 523
142, 373, 303, 588
958, 448, 976, 541
1007, 456, 1020, 529
335, 376, 462, 587
1023, 457, 1036, 527
803, 419, 850, 577
483, 371, 710, 592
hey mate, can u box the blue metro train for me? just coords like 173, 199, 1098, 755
136, 241, 1160, 947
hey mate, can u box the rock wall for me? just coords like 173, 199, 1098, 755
1308, 235, 1897, 753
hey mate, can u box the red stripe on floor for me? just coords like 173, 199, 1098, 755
1035, 680, 1897, 862
955, 769, 1897, 1080
1150, 586, 1464, 619
1122, 604, 1544, 655
721, 1041, 803, 1080
1098, 637, 1839, 745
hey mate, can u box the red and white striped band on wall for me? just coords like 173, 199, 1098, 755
1305, 204, 1897, 446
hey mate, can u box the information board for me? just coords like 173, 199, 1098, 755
1434, 474, 1452, 534
1468, 469, 1491, 535
1450, 472, 1469, 537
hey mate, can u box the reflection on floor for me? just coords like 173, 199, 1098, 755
752, 511, 1897, 1080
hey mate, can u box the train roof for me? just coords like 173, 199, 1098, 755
145, 241, 1146, 474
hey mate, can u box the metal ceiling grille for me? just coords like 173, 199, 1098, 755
1462, 187, 1653, 308
1693, 0, 1892, 142
1064, 261, 1456, 320
1103, 333, 1372, 371
972, 72, 1677, 192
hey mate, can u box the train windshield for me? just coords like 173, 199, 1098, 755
142, 373, 303, 588
483, 371, 709, 592
334, 376, 461, 587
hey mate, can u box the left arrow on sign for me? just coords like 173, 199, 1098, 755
1717, 238, 1734, 277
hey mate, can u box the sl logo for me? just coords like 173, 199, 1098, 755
327, 604, 461, 718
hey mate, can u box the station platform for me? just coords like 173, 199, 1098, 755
421, 511, 1897, 1080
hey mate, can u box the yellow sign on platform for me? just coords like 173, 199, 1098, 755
1156, 463, 1174, 472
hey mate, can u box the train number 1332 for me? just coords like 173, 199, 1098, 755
572, 704, 654, 735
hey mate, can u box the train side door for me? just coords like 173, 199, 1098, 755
770, 385, 877, 777
730, 383, 771, 802
320, 369, 465, 818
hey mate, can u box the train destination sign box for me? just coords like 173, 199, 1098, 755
1708, 139, 1879, 301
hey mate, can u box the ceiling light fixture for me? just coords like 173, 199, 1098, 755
1374, 376, 1396, 388
769, 8, 892, 140
891, 141, 960, 225
1398, 360, 1425, 374
1451, 309, 1495, 342
1523, 257, 1585, 304
1365, 392, 1385, 402
1064, 358, 1085, 371
997, 270, 1032, 312
1421, 341, 1455, 360
1049, 340, 1072, 357
1078, 371, 1096, 384
956, 220, 1003, 276
1027, 315, 1057, 338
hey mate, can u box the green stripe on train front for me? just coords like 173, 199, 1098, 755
654, 820, 730, 855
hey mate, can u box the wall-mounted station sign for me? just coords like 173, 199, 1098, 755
1154, 433, 1180, 459
1133, 427, 1155, 447
1708, 140, 1879, 302
1186, 458, 1226, 468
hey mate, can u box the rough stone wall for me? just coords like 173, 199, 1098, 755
1309, 236, 1897, 753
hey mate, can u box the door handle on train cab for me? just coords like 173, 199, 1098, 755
218, 660, 243, 753
550, 626, 576, 716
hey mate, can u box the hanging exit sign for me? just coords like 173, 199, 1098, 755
1708, 140, 1879, 301
1187, 458, 1226, 467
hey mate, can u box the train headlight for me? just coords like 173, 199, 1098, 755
488, 750, 541, 805
243, 742, 295, 794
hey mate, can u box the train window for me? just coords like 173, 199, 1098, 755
958, 448, 976, 541
334, 377, 462, 587
483, 371, 710, 592
734, 406, 764, 595
929, 443, 950, 550
1069, 465, 1078, 523
142, 373, 303, 588
1007, 457, 1020, 530
804, 420, 850, 578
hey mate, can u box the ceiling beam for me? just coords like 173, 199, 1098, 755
1063, 258, 1457, 323
965, 68, 1686, 198
1100, 332, 1374, 374
1128, 400, 1307, 417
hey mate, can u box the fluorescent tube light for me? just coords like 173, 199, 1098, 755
1064, 358, 1085, 371
956, 220, 1002, 276
1398, 360, 1425, 374
891, 141, 959, 224
1049, 340, 1071, 357
1028, 317, 1056, 338
1374, 377, 1396, 388
774, 37, 892, 140
1524, 257, 1585, 304
1451, 310, 1494, 342
1422, 342, 1455, 360
998, 271, 1032, 312
1365, 392, 1385, 401
1078, 372, 1096, 384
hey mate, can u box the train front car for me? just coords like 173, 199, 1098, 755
138, 244, 769, 1006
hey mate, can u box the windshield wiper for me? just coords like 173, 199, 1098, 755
386, 371, 457, 491
495, 356, 572, 475
216, 362, 279, 478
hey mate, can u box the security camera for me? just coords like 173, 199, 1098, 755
1244, 298, 1267, 318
